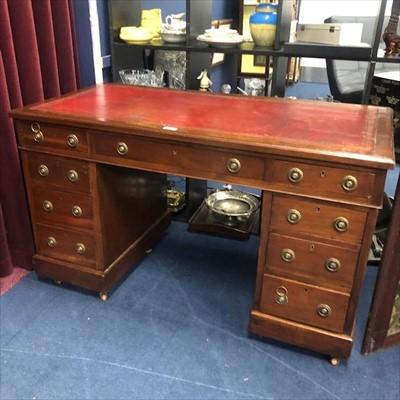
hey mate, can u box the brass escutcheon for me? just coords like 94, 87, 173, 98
33, 131, 44, 142
43, 200, 53, 212
286, 209, 301, 224
38, 164, 49, 177
275, 285, 288, 305
47, 236, 57, 247
333, 217, 349, 232
288, 167, 303, 184
325, 257, 341, 272
117, 142, 128, 155
341, 175, 358, 192
72, 205, 82, 217
317, 304, 332, 317
281, 248, 295, 263
67, 134, 78, 148
227, 158, 241, 173
76, 243, 86, 254
67, 169, 79, 182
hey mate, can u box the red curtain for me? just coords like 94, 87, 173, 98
0, 0, 80, 277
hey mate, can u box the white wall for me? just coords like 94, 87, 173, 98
298, 1, 393, 75
298, 0, 392, 24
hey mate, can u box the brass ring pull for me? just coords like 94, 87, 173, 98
38, 164, 49, 177
33, 131, 44, 142
286, 209, 301, 224
76, 243, 86, 254
281, 248, 295, 263
47, 236, 57, 247
30, 122, 41, 133
67, 134, 79, 148
317, 304, 332, 318
341, 175, 358, 192
275, 285, 288, 305
333, 217, 349, 232
67, 169, 79, 182
288, 167, 303, 184
43, 200, 54, 212
227, 158, 241, 173
72, 205, 82, 217
325, 257, 341, 272
116, 142, 128, 156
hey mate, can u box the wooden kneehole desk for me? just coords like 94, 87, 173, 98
11, 84, 395, 363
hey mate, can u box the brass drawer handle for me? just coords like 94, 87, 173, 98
286, 209, 301, 224
43, 200, 54, 212
67, 169, 79, 182
72, 205, 82, 217
317, 304, 332, 318
341, 175, 358, 192
117, 142, 128, 156
33, 131, 44, 142
67, 134, 79, 148
30, 122, 41, 133
281, 248, 295, 263
288, 167, 303, 184
227, 158, 241, 173
47, 236, 57, 247
333, 217, 349, 232
275, 286, 288, 305
325, 257, 341, 272
76, 243, 86, 254
38, 164, 49, 177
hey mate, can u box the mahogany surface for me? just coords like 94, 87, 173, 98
15, 84, 394, 168
10, 84, 395, 361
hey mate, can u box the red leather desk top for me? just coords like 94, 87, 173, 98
11, 84, 395, 169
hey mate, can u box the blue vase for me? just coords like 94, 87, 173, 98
249, 3, 278, 47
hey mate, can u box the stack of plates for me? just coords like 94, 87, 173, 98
197, 28, 243, 48
119, 26, 152, 44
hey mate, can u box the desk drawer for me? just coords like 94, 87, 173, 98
22, 152, 91, 194
36, 224, 96, 268
93, 133, 265, 181
17, 121, 89, 153
265, 233, 358, 291
269, 195, 367, 244
260, 274, 349, 332
265, 159, 378, 205
32, 188, 94, 231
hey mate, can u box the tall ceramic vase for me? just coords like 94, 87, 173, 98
249, 2, 278, 47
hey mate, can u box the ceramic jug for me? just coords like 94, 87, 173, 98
165, 13, 186, 31
141, 8, 162, 39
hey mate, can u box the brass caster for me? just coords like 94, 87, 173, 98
54, 280, 62, 285
330, 357, 340, 366
145, 248, 152, 254
99, 292, 108, 302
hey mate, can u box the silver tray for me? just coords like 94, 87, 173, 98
205, 190, 260, 217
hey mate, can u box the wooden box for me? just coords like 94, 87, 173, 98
296, 23, 363, 46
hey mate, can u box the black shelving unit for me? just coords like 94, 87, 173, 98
108, 0, 399, 219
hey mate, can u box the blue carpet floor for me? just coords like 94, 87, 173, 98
1, 167, 399, 400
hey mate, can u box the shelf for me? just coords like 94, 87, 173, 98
283, 42, 372, 60
114, 38, 380, 61
113, 39, 285, 56
374, 49, 400, 63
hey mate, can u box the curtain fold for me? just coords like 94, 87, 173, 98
0, 0, 79, 277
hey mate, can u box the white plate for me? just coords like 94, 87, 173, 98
197, 34, 243, 48
204, 28, 238, 37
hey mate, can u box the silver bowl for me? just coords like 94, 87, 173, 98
205, 189, 260, 217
